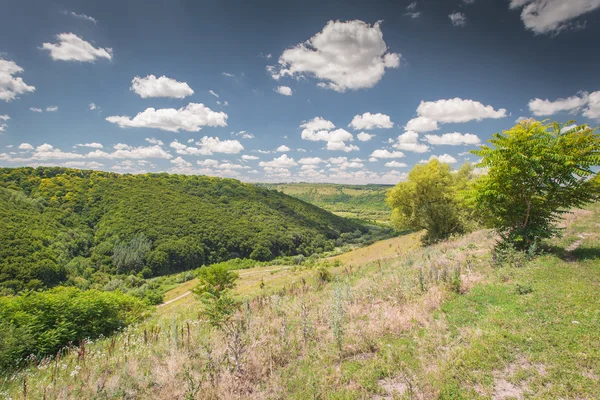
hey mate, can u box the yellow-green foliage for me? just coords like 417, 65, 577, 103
386, 159, 474, 243
471, 120, 600, 249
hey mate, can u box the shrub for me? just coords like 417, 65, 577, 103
0, 287, 147, 371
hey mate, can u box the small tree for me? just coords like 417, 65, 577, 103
386, 159, 469, 244
193, 264, 239, 327
471, 120, 600, 249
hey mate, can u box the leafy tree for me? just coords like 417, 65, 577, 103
192, 264, 239, 327
386, 159, 469, 243
471, 120, 600, 249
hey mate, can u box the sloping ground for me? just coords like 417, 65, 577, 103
1, 204, 599, 399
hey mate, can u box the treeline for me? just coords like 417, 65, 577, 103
0, 168, 364, 294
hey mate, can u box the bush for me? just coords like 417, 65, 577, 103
0, 287, 148, 371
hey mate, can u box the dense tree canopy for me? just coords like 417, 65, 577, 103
386, 160, 474, 243
471, 120, 600, 249
0, 167, 363, 292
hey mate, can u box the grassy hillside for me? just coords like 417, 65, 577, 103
0, 167, 364, 293
258, 183, 392, 223
3, 203, 598, 398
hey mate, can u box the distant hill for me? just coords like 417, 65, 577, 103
257, 183, 392, 223
0, 168, 363, 292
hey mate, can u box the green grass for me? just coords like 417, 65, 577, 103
1, 204, 598, 399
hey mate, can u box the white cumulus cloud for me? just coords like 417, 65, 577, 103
268, 20, 400, 92
349, 112, 394, 130
275, 86, 293, 96
259, 154, 298, 168
46, 106, 59, 112
392, 130, 430, 153
106, 103, 227, 132
0, 59, 36, 102
370, 149, 405, 158
41, 33, 112, 62
276, 145, 291, 152
356, 132, 375, 142
130, 75, 194, 99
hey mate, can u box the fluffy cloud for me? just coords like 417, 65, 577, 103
259, 154, 298, 168
76, 142, 103, 148
370, 149, 405, 158
583, 91, 600, 120
300, 117, 358, 152
392, 130, 430, 153
356, 132, 375, 142
30, 107, 42, 112
420, 154, 458, 164
29, 144, 86, 160
276, 145, 291, 152
89, 103, 99, 111
46, 106, 59, 112
509, 0, 600, 35
416, 98, 507, 124
349, 112, 394, 130
385, 161, 408, 168
41, 33, 112, 62
328, 156, 364, 169
145, 137, 164, 146
528, 92, 589, 116
528, 90, 600, 120
130, 75, 194, 99
425, 132, 481, 146
268, 20, 400, 92
169, 137, 243, 156
171, 156, 192, 168
18, 143, 34, 150
405, 117, 439, 132
275, 86, 293, 96
241, 155, 259, 161
209, 90, 219, 98
0, 59, 36, 102
106, 103, 227, 132
449, 12, 467, 27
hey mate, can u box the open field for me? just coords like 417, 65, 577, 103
258, 183, 393, 223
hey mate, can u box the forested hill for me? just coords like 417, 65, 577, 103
0, 167, 363, 292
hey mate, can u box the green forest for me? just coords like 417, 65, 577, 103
0, 167, 364, 295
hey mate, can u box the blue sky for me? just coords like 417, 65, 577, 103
1, 0, 599, 184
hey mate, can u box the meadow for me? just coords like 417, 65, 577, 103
2, 203, 598, 399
